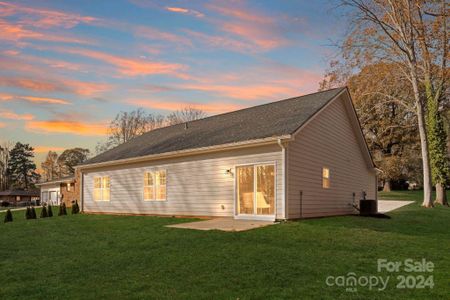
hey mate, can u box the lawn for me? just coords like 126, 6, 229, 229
379, 189, 450, 201
0, 194, 448, 299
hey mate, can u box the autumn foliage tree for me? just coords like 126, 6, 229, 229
322, 63, 420, 191
325, 0, 448, 207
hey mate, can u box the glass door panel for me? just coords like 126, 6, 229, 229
237, 166, 254, 214
256, 165, 275, 215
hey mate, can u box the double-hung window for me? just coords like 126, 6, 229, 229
94, 176, 110, 201
144, 170, 166, 201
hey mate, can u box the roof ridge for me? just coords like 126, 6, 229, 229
138, 87, 345, 137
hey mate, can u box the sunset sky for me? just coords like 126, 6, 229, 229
0, 0, 344, 165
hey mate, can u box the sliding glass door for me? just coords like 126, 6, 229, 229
236, 164, 275, 217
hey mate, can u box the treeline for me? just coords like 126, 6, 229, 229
0, 142, 89, 191
321, 0, 449, 206
40, 148, 90, 181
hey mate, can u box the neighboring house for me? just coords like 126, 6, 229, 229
0, 190, 40, 206
36, 175, 79, 207
77, 88, 377, 221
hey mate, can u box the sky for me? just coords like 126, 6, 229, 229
0, 0, 345, 166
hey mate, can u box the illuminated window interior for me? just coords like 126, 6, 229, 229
322, 167, 330, 189
144, 170, 166, 201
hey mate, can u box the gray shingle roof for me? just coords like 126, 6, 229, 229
0, 190, 40, 197
83, 88, 345, 165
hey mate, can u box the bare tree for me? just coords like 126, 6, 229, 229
336, 0, 448, 207
96, 108, 165, 154
0, 141, 12, 191
166, 106, 207, 126
41, 151, 59, 181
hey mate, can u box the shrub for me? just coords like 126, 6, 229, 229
25, 206, 32, 219
59, 202, 67, 216
47, 205, 53, 217
40, 205, 48, 218
4, 209, 13, 223
72, 201, 80, 214
30, 207, 37, 219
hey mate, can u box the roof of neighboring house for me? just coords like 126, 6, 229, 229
0, 190, 40, 197
82, 87, 346, 166
35, 175, 75, 186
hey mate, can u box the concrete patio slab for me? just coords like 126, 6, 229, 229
166, 218, 275, 232
378, 200, 415, 213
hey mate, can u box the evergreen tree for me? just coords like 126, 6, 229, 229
427, 96, 449, 205
25, 206, 32, 219
6, 142, 40, 189
58, 202, 67, 216
4, 209, 13, 223
40, 205, 48, 218
71, 201, 80, 214
30, 206, 36, 219
47, 205, 53, 217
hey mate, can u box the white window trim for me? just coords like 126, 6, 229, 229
143, 169, 167, 202
93, 176, 110, 201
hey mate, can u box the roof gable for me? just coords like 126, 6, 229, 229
82, 88, 346, 165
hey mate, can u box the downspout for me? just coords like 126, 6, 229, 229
80, 171, 84, 213
277, 139, 287, 220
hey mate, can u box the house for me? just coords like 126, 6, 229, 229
77, 88, 377, 221
0, 190, 40, 206
36, 175, 79, 207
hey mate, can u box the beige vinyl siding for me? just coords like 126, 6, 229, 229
286, 94, 376, 218
82, 145, 284, 218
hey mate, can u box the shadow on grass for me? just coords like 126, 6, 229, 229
292, 203, 449, 239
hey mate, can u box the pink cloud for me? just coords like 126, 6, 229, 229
183, 29, 257, 53
0, 20, 93, 45
165, 6, 204, 18
21, 96, 71, 105
0, 1, 98, 29
128, 99, 244, 114
0, 109, 34, 120
177, 83, 295, 100
51, 47, 187, 77
205, 2, 289, 51
26, 120, 108, 136
134, 26, 192, 47
0, 77, 111, 96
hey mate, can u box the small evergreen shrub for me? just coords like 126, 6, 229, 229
59, 202, 67, 216
25, 206, 32, 219
40, 205, 48, 218
31, 206, 37, 219
47, 205, 53, 217
4, 209, 13, 223
72, 201, 80, 214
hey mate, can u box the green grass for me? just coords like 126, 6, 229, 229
379, 189, 450, 202
0, 203, 449, 299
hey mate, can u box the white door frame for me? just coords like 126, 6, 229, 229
234, 162, 276, 221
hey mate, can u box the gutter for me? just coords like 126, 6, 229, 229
76, 135, 292, 171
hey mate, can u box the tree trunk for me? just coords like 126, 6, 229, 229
383, 181, 391, 192
434, 182, 448, 206
409, 69, 433, 207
